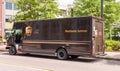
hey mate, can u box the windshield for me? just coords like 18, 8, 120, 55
11, 29, 22, 36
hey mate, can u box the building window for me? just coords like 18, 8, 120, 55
6, 2, 12, 10
13, 4, 18, 10
60, 9, 67, 16
62, 10, 67, 15
5, 15, 12, 22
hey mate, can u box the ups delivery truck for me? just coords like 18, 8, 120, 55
6, 16, 105, 60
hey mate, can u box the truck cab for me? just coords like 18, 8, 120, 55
6, 29, 22, 55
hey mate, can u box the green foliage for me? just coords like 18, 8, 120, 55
105, 29, 110, 39
105, 40, 116, 49
0, 35, 2, 42
13, 0, 61, 21
112, 28, 120, 40
73, 0, 120, 39
113, 42, 120, 51
73, 0, 101, 17
104, 1, 120, 29
106, 47, 113, 52
105, 40, 120, 51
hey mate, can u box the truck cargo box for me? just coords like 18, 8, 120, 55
7, 16, 104, 59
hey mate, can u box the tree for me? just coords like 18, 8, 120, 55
13, 0, 61, 21
73, 0, 101, 17
73, 0, 120, 39
104, 0, 120, 29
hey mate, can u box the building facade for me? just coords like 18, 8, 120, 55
2, 0, 18, 39
0, 0, 2, 37
3, 0, 17, 30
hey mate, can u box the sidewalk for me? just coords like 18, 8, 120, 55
97, 52, 120, 60
0, 43, 7, 51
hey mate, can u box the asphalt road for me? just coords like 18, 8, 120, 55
0, 52, 120, 71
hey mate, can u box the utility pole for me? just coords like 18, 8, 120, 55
68, 4, 74, 17
101, 0, 105, 54
101, 0, 104, 18
71, 8, 73, 17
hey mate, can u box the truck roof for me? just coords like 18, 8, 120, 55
14, 16, 103, 23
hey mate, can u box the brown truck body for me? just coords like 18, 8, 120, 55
6, 16, 105, 59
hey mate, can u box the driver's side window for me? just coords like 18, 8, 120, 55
13, 29, 22, 43
11, 30, 16, 36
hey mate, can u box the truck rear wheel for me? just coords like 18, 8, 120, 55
57, 49, 68, 60
9, 46, 17, 55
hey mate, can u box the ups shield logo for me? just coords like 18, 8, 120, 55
25, 26, 32, 36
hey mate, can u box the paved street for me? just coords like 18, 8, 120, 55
0, 51, 120, 71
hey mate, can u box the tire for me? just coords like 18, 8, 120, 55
57, 49, 68, 60
9, 46, 17, 55
70, 55, 79, 59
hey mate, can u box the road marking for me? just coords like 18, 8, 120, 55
0, 61, 54, 71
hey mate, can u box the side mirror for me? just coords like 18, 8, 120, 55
11, 30, 15, 36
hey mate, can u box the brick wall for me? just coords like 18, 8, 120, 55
0, 0, 2, 36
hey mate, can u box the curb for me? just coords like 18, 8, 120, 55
0, 49, 7, 52
0, 45, 7, 52
96, 52, 120, 61
95, 56, 120, 61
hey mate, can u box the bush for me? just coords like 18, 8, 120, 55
113, 42, 120, 51
105, 40, 116, 48
105, 46, 113, 52
0, 35, 2, 42
105, 40, 120, 51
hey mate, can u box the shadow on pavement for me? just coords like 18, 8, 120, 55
95, 54, 120, 65
2, 52, 101, 63
1, 52, 120, 65
22, 54, 103, 63
106, 59, 120, 65
107, 54, 120, 65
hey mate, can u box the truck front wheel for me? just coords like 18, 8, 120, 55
57, 49, 68, 60
9, 46, 17, 55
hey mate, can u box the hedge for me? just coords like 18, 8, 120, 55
105, 40, 120, 51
